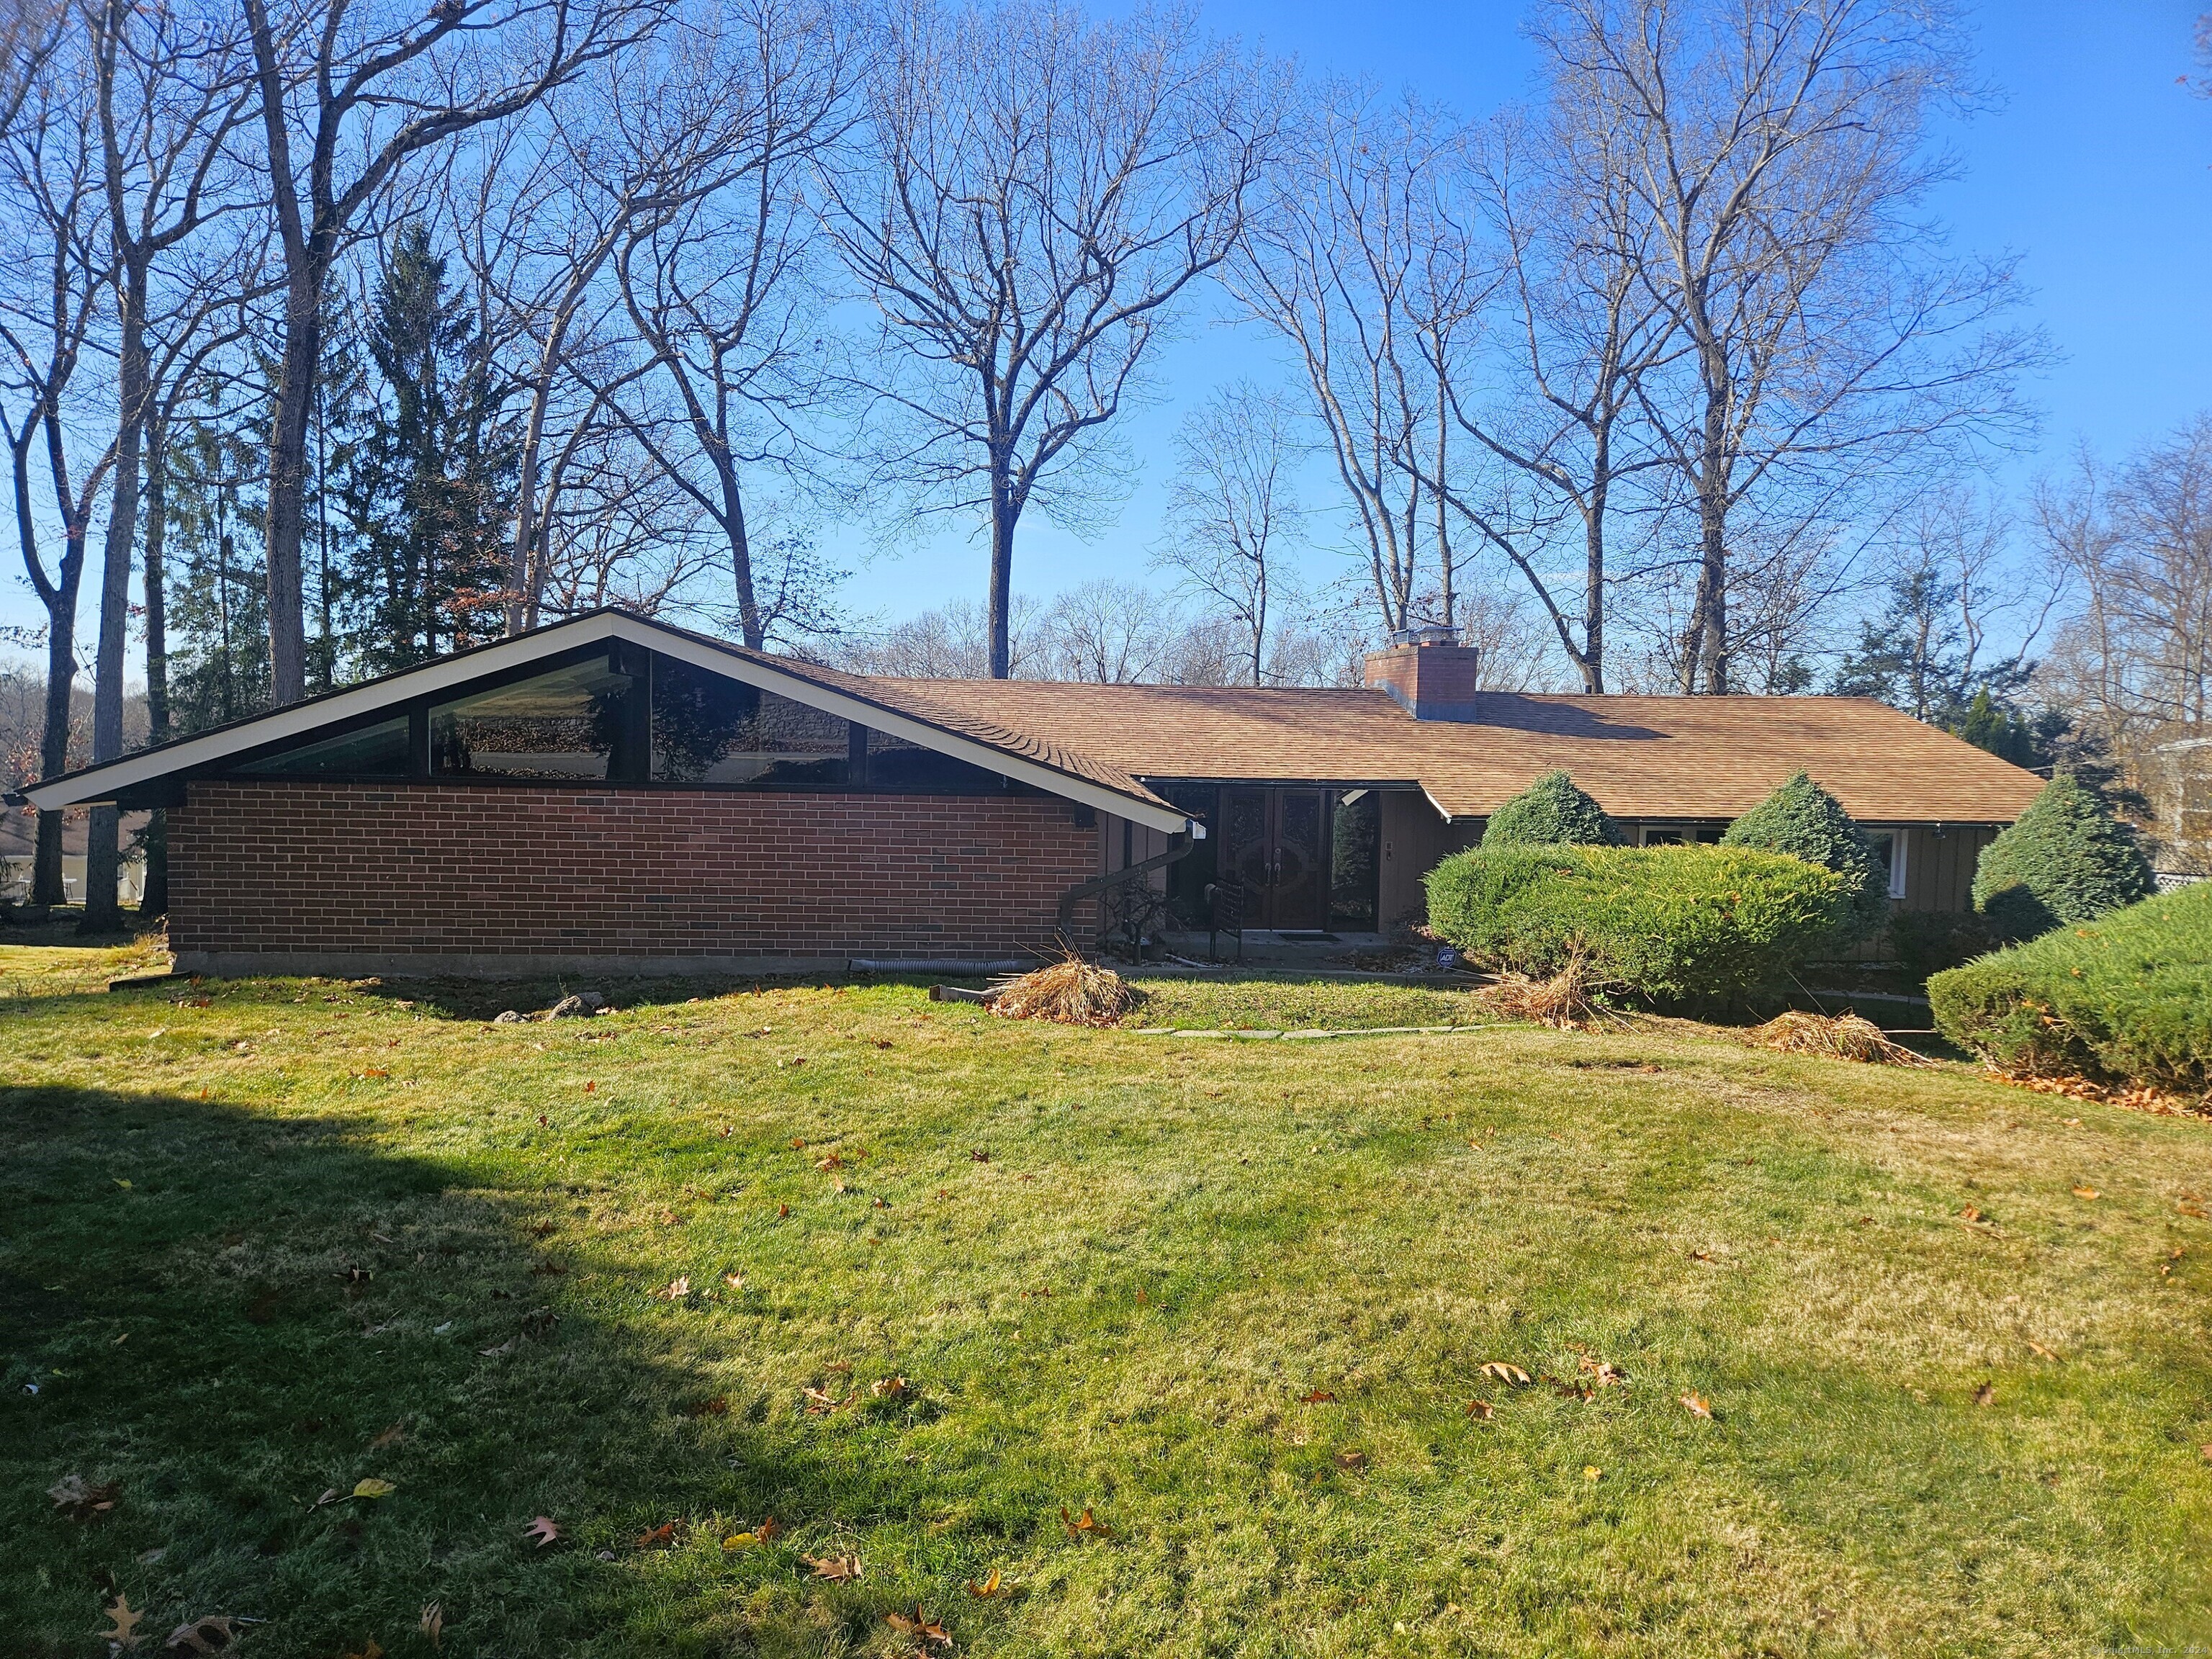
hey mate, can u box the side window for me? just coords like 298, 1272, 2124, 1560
231, 715, 413, 778
430, 655, 637, 780
863, 727, 1004, 792
652, 654, 848, 785
1868, 830, 1907, 899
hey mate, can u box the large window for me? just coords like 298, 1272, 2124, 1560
431, 655, 637, 780
1866, 830, 1909, 899
1328, 788, 1380, 931
650, 656, 848, 784
233, 716, 412, 778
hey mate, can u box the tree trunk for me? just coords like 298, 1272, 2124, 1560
987, 466, 1016, 680
84, 264, 150, 932
264, 262, 323, 704
32, 610, 75, 907
727, 487, 763, 650
140, 415, 170, 920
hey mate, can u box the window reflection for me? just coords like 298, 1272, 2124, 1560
430, 655, 634, 779
651, 655, 848, 784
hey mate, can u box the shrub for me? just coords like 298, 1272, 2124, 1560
1972, 773, 2154, 940
1929, 881, 2212, 1091
1720, 771, 1888, 945
1886, 909, 2002, 981
1480, 770, 1620, 848
1425, 842, 1845, 1002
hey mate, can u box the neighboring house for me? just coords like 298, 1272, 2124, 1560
19, 611, 2044, 977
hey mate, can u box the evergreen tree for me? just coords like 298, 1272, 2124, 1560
1482, 771, 1621, 847
343, 225, 515, 674
162, 414, 273, 732
1721, 770, 1888, 944
1972, 773, 2156, 939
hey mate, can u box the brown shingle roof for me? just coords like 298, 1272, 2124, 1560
874, 679, 2046, 824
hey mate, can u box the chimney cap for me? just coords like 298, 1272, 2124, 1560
1387, 624, 1465, 648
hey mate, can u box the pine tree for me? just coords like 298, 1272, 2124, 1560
343, 225, 514, 674
1972, 773, 2156, 939
1481, 771, 1621, 847
1721, 771, 1888, 944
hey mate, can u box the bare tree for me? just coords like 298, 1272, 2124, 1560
1035, 578, 1181, 683
240, 0, 660, 703
2038, 420, 2212, 739
1227, 82, 1464, 639
598, 0, 853, 647
79, 0, 261, 927
842, 591, 1043, 678
1538, 0, 2034, 693
821, 0, 1272, 678
0, 40, 116, 906
1151, 382, 1303, 685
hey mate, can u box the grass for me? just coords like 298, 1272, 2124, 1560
3, 946, 2210, 1657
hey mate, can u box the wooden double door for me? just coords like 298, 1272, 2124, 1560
1221, 787, 1331, 930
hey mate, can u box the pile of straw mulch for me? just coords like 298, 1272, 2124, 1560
1477, 951, 1611, 1030
987, 955, 1136, 1027
1745, 1010, 1936, 1067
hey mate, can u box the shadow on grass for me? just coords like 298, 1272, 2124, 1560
0, 1082, 914, 1658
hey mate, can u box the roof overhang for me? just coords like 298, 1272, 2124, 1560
24, 612, 1199, 837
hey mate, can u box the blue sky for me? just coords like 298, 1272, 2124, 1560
7, 1, 2209, 668
843, 0, 2212, 634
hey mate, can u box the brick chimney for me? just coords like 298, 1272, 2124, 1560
1363, 626, 1483, 720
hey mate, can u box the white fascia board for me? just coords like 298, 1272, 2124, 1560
27, 612, 1199, 838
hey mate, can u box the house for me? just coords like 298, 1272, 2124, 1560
17, 610, 2046, 977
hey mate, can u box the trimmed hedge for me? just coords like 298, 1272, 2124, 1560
1425, 842, 1846, 1002
1481, 770, 1621, 848
1972, 773, 2154, 940
1721, 770, 1888, 945
1929, 880, 2212, 1091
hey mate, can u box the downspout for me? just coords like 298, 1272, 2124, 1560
1054, 828, 1197, 950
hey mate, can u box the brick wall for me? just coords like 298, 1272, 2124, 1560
170, 781, 1102, 971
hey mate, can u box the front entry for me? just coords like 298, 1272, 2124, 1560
1223, 787, 1330, 930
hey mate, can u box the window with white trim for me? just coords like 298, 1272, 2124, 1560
1866, 830, 1908, 899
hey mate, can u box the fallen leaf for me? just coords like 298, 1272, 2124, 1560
722, 1272, 744, 1290
660, 1277, 691, 1300
1466, 1398, 1494, 1420
803, 1386, 848, 1413
686, 1396, 729, 1418
351, 1477, 395, 1499
636, 1521, 678, 1550
722, 1531, 761, 1550
48, 1473, 121, 1519
339, 1643, 382, 1659
362, 1069, 389, 1079
966, 1568, 1008, 1598
163, 1614, 243, 1653
1583, 1465, 1602, 1481
523, 1515, 561, 1547
314, 1488, 344, 1509
1680, 1392, 1713, 1419
479, 1337, 518, 1357
970, 1149, 990, 1162
871, 1375, 909, 1399
1577, 1356, 1627, 1388
99, 1591, 144, 1649
1061, 1505, 1113, 1539
419, 1601, 444, 1651
778, 1203, 791, 1217
2027, 1341, 2059, 1361
1297, 1389, 1337, 1404
1335, 1449, 1367, 1470
1974, 1381, 1996, 1406
2073, 1186, 2099, 1200
369, 1423, 406, 1449
2180, 1202, 2210, 1219
803, 1552, 863, 1581
756, 1515, 783, 1540
1480, 1362, 1532, 1385
1959, 1205, 1982, 1222
885, 1606, 954, 1648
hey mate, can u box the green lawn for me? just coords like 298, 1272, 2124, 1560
3, 943, 2208, 1657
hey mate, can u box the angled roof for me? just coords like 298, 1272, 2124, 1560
22, 611, 1192, 834
876, 679, 2047, 824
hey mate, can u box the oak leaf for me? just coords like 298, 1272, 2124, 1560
48, 1473, 120, 1519
523, 1515, 561, 1547
2072, 1186, 2099, 1200
886, 1606, 954, 1648
1974, 1381, 1996, 1406
163, 1614, 243, 1653
99, 1592, 144, 1650
419, 1601, 444, 1651
871, 1375, 909, 1399
1297, 1389, 1337, 1404
636, 1521, 678, 1550
1466, 1399, 1493, 1421
369, 1423, 406, 1449
966, 1568, 1008, 1598
660, 1277, 691, 1300
1061, 1505, 1112, 1538
1680, 1392, 1713, 1419
803, 1552, 862, 1581
1479, 1362, 1531, 1385
2027, 1341, 2060, 1361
